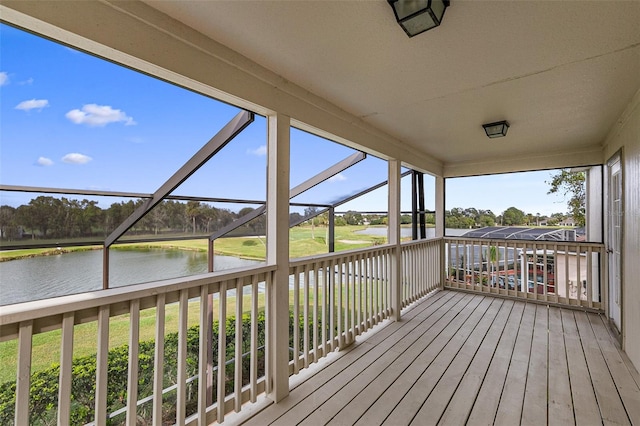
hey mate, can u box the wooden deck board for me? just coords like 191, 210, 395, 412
587, 313, 640, 423
322, 292, 474, 426
412, 298, 507, 423
439, 299, 516, 425
561, 308, 603, 425
493, 302, 536, 425
297, 293, 474, 425
521, 304, 549, 425
574, 311, 630, 425
238, 290, 640, 426
547, 307, 574, 425
379, 296, 490, 425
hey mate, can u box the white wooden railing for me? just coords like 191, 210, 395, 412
288, 245, 394, 374
444, 237, 606, 310
401, 238, 442, 308
0, 265, 275, 426
11, 237, 603, 425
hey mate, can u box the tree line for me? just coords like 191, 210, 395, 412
0, 196, 262, 241
445, 206, 582, 229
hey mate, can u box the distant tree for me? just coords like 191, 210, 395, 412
289, 212, 304, 226
547, 169, 586, 227
24, 196, 61, 237
502, 207, 525, 226
425, 213, 435, 224
0, 205, 19, 240
334, 216, 347, 226
185, 201, 201, 234
477, 210, 496, 227
343, 210, 363, 226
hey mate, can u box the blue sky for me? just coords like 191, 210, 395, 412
1, 23, 570, 217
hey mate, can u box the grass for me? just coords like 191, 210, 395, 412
0, 246, 100, 261
0, 225, 386, 262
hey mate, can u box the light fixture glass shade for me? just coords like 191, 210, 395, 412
482, 121, 510, 138
388, 0, 450, 37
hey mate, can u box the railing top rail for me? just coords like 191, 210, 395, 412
0, 264, 276, 327
442, 236, 605, 248
289, 243, 395, 268
400, 237, 441, 248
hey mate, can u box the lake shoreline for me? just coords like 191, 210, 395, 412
0, 243, 267, 262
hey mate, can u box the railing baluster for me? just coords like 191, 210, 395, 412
153, 294, 166, 426
586, 246, 593, 307
313, 264, 319, 363
264, 272, 272, 395
374, 251, 380, 323
217, 281, 227, 424
250, 275, 259, 403
348, 256, 356, 343
96, 305, 109, 426
576, 243, 582, 303
235, 277, 243, 414
293, 266, 300, 374
126, 299, 140, 426
198, 285, 209, 425
357, 254, 363, 334
303, 266, 310, 368
177, 289, 188, 426
329, 260, 335, 352
58, 312, 74, 426
338, 258, 344, 348
15, 320, 32, 426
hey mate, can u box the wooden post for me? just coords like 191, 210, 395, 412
388, 159, 402, 321
266, 113, 290, 402
436, 176, 446, 288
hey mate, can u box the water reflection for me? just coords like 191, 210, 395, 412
0, 249, 261, 306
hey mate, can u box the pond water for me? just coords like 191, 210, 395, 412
0, 249, 260, 306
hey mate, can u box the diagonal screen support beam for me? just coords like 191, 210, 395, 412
208, 151, 366, 242
289, 152, 365, 198
287, 169, 413, 229
104, 110, 254, 248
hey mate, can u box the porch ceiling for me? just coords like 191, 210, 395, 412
142, 1, 640, 167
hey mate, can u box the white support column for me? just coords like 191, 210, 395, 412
388, 159, 402, 321
435, 176, 445, 238
266, 113, 290, 402
436, 176, 446, 288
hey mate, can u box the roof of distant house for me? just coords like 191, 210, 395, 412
460, 226, 577, 241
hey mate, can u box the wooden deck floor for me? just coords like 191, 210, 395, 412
239, 290, 640, 426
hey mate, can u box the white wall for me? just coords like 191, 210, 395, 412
603, 89, 640, 372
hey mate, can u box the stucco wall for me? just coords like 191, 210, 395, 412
604, 89, 640, 372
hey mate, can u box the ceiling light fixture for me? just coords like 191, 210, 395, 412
388, 0, 450, 37
482, 121, 510, 138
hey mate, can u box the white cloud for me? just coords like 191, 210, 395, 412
15, 99, 49, 111
65, 104, 136, 127
247, 145, 267, 156
62, 153, 92, 164
36, 157, 54, 166
0, 72, 8, 86
328, 173, 347, 183
18, 78, 34, 86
